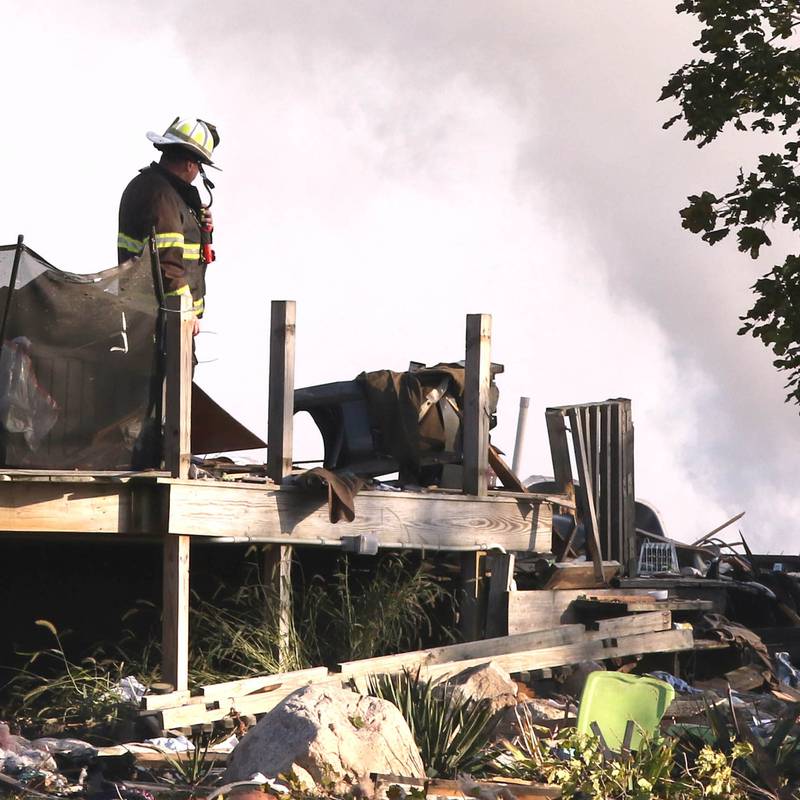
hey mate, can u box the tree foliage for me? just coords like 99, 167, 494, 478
661, 0, 800, 404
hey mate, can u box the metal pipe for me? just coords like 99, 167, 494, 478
511, 396, 530, 476
0, 235, 24, 351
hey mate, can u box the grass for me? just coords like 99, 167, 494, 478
2, 620, 148, 737
2, 551, 455, 736
185, 551, 454, 684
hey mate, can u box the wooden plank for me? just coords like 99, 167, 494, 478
141, 690, 192, 711
372, 774, 561, 800
463, 313, 491, 497
619, 399, 636, 573
0, 481, 155, 534
507, 588, 654, 635
599, 404, 612, 561
485, 551, 514, 638
200, 667, 328, 700
159, 676, 340, 729
567, 408, 604, 581
589, 610, 672, 638
488, 445, 526, 494
163, 293, 194, 480
267, 300, 295, 483
608, 401, 623, 565
572, 597, 714, 613
162, 534, 190, 692
165, 482, 553, 553
540, 561, 621, 590
545, 410, 574, 498
337, 624, 588, 677
423, 629, 694, 680
588, 405, 600, 523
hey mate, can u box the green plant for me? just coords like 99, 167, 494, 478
496, 704, 764, 800
661, 0, 800, 406
151, 730, 220, 794
366, 669, 500, 778
676, 695, 800, 799
2, 620, 140, 734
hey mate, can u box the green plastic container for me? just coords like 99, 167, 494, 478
576, 671, 676, 752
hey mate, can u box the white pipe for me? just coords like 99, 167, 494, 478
511, 396, 530, 477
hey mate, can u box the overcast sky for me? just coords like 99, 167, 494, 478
2, 1, 798, 551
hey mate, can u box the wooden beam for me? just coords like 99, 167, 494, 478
267, 300, 295, 483
463, 313, 491, 497
165, 482, 553, 553
162, 534, 190, 692
163, 293, 194, 480
422, 628, 694, 681
0, 478, 554, 552
0, 481, 161, 534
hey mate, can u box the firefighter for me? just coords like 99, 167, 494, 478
117, 117, 220, 334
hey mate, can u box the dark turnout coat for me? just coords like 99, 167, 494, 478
117, 162, 208, 316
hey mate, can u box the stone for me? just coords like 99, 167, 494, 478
224, 685, 424, 790
440, 662, 518, 714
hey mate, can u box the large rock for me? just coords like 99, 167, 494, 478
441, 662, 518, 714
225, 685, 424, 790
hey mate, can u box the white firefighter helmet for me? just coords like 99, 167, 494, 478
147, 117, 220, 169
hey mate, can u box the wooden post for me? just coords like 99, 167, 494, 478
266, 300, 296, 658
463, 313, 491, 497
459, 551, 487, 641
162, 292, 193, 691
162, 535, 190, 691
267, 300, 296, 483
263, 543, 294, 668
163, 293, 193, 479
485, 551, 515, 639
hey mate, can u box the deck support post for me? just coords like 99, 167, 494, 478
161, 292, 193, 690
162, 534, 190, 691
462, 313, 492, 497
485, 550, 515, 639
266, 300, 296, 658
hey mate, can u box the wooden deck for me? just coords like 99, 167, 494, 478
0, 476, 553, 552
0, 302, 562, 691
